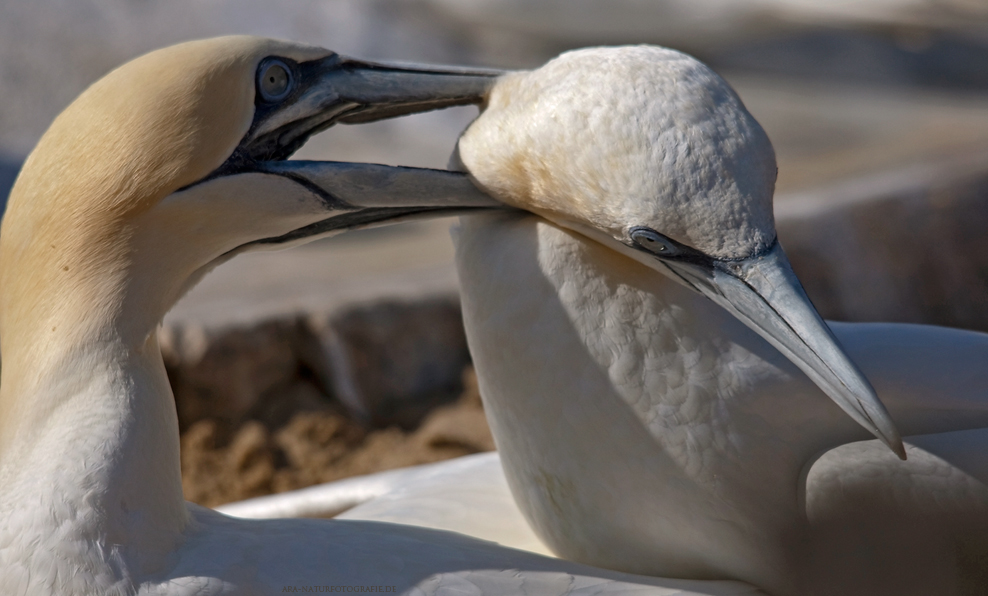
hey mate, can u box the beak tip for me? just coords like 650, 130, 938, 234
887, 432, 907, 461
856, 385, 906, 460
867, 405, 906, 460
863, 388, 906, 460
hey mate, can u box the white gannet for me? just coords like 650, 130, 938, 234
440, 47, 988, 595
0, 36, 769, 596
224, 46, 988, 595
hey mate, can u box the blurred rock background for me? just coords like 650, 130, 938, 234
3, 0, 988, 506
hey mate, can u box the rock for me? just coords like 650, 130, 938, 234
308, 297, 471, 428
179, 366, 494, 508
412, 367, 496, 453
161, 295, 472, 432
779, 150, 988, 332
161, 318, 324, 430
181, 418, 278, 505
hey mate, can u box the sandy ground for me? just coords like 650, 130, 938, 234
181, 366, 493, 507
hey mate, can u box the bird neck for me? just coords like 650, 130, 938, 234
0, 323, 190, 580
456, 214, 853, 587
0, 206, 190, 578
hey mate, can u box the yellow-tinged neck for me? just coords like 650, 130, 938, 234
0, 323, 191, 581
0, 181, 166, 420
0, 187, 192, 564
0, 37, 261, 439
0, 107, 215, 548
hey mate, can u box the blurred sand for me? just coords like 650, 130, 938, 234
182, 367, 493, 507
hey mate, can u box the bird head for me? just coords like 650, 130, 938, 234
456, 46, 905, 458
456, 46, 777, 260
0, 36, 503, 358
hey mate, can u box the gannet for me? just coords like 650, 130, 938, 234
441, 47, 988, 595
0, 36, 769, 596
219, 45, 988, 594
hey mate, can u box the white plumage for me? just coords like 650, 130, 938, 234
323, 47, 988, 596
0, 37, 761, 596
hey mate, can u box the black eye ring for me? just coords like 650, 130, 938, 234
629, 227, 679, 256
256, 58, 295, 103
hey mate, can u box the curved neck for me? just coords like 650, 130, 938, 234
0, 210, 190, 580
0, 329, 189, 581
455, 214, 860, 589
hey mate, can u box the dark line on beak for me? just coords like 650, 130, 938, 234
245, 205, 498, 248
258, 169, 355, 211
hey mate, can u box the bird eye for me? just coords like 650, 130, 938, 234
630, 227, 678, 256
257, 59, 294, 102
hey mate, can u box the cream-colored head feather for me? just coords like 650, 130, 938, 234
456, 45, 777, 260
0, 36, 329, 378
0, 35, 502, 417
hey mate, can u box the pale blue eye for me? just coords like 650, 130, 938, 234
258, 59, 294, 102
630, 227, 677, 256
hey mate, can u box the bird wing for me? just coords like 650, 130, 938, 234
145, 505, 766, 595
807, 428, 988, 521
214, 456, 497, 520
802, 428, 988, 591
336, 452, 550, 556
219, 452, 548, 554
832, 321, 988, 437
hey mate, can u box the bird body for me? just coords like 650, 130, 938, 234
445, 46, 988, 595
452, 212, 988, 594
455, 212, 816, 584
334, 453, 552, 557
163, 42, 988, 595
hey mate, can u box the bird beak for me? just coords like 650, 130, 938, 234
655, 240, 906, 459
218, 56, 511, 242
245, 160, 504, 246
242, 55, 506, 161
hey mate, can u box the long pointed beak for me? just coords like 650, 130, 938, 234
661, 241, 906, 459
207, 55, 512, 243
330, 57, 505, 125
245, 56, 503, 161
247, 160, 507, 245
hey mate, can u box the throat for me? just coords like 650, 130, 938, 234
0, 333, 189, 579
